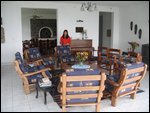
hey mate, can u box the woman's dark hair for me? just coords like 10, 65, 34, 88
62, 30, 69, 39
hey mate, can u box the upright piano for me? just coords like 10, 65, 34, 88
70, 39, 94, 58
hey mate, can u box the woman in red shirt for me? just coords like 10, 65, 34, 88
60, 30, 71, 45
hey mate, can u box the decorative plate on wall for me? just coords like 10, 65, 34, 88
138, 29, 142, 39
130, 21, 133, 31
134, 24, 138, 34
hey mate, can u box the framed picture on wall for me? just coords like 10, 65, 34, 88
107, 29, 111, 37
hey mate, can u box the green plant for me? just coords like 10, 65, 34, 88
128, 41, 139, 52
76, 52, 88, 64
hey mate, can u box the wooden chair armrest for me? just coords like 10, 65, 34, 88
106, 79, 120, 87
23, 68, 51, 77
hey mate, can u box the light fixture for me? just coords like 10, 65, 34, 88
81, 2, 97, 12
30, 9, 42, 19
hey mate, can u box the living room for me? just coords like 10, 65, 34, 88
1, 1, 149, 112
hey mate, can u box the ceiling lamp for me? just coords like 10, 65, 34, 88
81, 2, 97, 12
31, 9, 42, 19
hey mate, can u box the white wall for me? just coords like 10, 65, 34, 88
1, 1, 119, 64
119, 3, 149, 53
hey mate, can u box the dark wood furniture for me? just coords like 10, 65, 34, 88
70, 39, 94, 59
23, 38, 57, 56
142, 44, 149, 70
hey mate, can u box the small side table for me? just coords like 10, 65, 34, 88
35, 79, 55, 105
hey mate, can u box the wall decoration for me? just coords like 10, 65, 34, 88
30, 19, 57, 38
130, 21, 133, 31
1, 17, 5, 43
76, 20, 83, 22
134, 24, 138, 34
1, 26, 5, 43
75, 27, 84, 33
138, 29, 142, 39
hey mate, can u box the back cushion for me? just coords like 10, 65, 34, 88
15, 52, 24, 64
65, 69, 101, 103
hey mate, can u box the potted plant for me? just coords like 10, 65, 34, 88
76, 52, 88, 65
128, 41, 139, 52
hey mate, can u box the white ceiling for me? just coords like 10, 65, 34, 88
52, 1, 148, 7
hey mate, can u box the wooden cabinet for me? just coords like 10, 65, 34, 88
70, 39, 94, 58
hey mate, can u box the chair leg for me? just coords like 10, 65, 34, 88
24, 84, 30, 95
111, 96, 117, 107
62, 106, 66, 112
130, 92, 136, 99
96, 104, 100, 112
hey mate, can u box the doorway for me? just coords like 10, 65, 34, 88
21, 8, 57, 55
99, 12, 112, 48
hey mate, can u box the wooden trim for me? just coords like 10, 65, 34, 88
67, 102, 97, 106
66, 86, 103, 92
119, 90, 136, 97
66, 75, 101, 81
23, 68, 51, 77
119, 83, 136, 90
66, 94, 98, 99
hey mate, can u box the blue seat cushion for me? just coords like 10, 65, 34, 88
27, 74, 43, 84
66, 69, 100, 76
43, 58, 55, 66
126, 62, 144, 70
45, 70, 52, 78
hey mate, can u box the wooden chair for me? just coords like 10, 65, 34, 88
105, 62, 147, 107
106, 48, 121, 75
23, 47, 55, 67
97, 46, 109, 67
14, 60, 52, 94
60, 69, 106, 112
56, 45, 75, 67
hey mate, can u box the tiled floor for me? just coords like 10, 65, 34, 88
1, 64, 149, 112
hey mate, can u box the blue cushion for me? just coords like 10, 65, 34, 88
119, 87, 134, 94
57, 45, 71, 55
67, 98, 97, 103
28, 47, 41, 59
45, 70, 52, 78
107, 74, 120, 82
65, 69, 101, 103
19, 63, 39, 73
19, 63, 29, 73
126, 62, 144, 70
27, 74, 43, 84
66, 69, 100, 76
15, 52, 24, 64
43, 58, 55, 66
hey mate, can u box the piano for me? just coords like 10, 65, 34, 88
70, 39, 94, 58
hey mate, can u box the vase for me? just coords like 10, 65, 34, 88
79, 62, 83, 66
